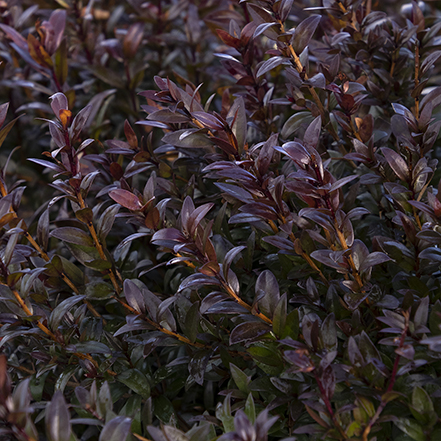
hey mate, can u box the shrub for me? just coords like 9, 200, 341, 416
1, 0, 441, 440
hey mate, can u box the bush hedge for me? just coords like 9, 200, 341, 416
1, 0, 441, 440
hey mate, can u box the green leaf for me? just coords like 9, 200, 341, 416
429, 300, 441, 335
184, 302, 200, 343
117, 369, 150, 399
97, 382, 113, 419
394, 418, 425, 441
411, 386, 437, 427
282, 309, 299, 340
230, 363, 250, 394
272, 293, 287, 337
153, 395, 175, 424
85, 281, 114, 300
244, 393, 256, 424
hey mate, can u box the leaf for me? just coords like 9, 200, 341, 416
229, 322, 271, 345
124, 279, 145, 313
46, 390, 71, 441
50, 227, 93, 247
0, 102, 9, 128
292, 15, 321, 54
97, 204, 120, 242
109, 189, 142, 210
329, 175, 358, 192
227, 97, 247, 152
414, 296, 429, 329
303, 115, 322, 150
70, 105, 92, 142
394, 418, 425, 441
66, 341, 110, 354
223, 246, 246, 279
50, 92, 68, 116
117, 369, 150, 399
214, 183, 253, 203
189, 349, 211, 385
99, 416, 132, 441
412, 386, 434, 416
188, 202, 214, 236
184, 302, 200, 343
256, 270, 280, 317
320, 313, 337, 351
230, 363, 250, 393
359, 252, 391, 273
123, 22, 144, 59
0, 114, 24, 149
382, 147, 409, 181
256, 56, 284, 78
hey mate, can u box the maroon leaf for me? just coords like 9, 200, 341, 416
123, 23, 144, 59
47, 9, 66, 54
109, 189, 142, 211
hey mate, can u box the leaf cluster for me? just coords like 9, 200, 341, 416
1, 1, 441, 441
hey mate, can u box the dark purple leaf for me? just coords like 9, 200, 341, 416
50, 227, 93, 247
124, 280, 145, 313
28, 158, 65, 174
256, 56, 285, 78
151, 228, 186, 248
0, 24, 27, 51
359, 252, 392, 273
188, 203, 214, 236
45, 391, 71, 441
223, 246, 246, 279
214, 183, 254, 203
303, 116, 322, 150
47, 9, 66, 54
99, 416, 131, 441
178, 274, 221, 291
229, 321, 271, 345
382, 147, 409, 181
70, 105, 92, 142
292, 15, 321, 54
200, 291, 230, 314
329, 175, 357, 192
